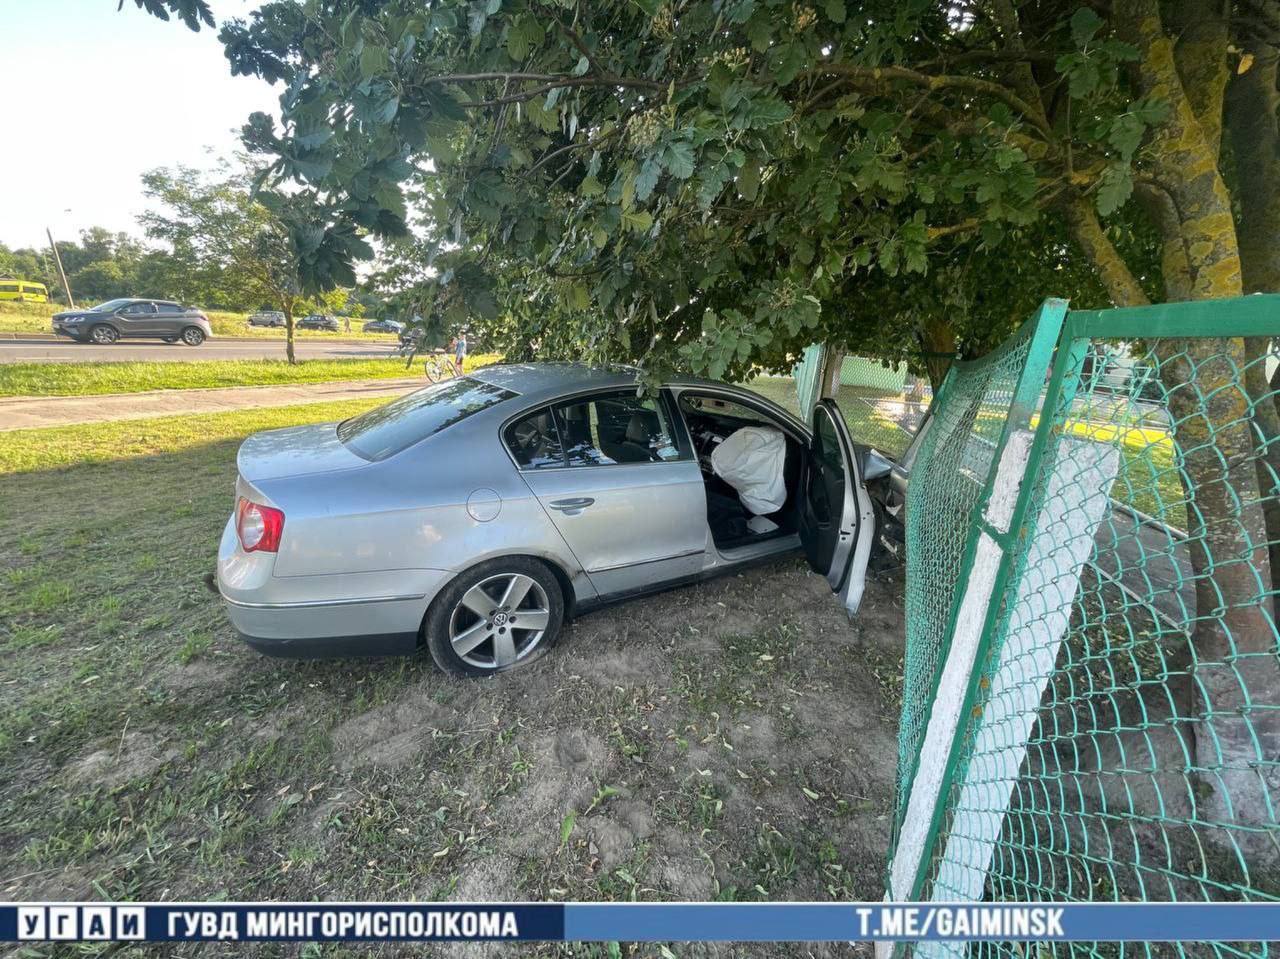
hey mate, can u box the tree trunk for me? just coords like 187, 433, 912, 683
1097, 0, 1280, 850
1064, 96, 1277, 857
1226, 43, 1280, 618
1063, 197, 1150, 308
917, 312, 957, 394
283, 302, 297, 366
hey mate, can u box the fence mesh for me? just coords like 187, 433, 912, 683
892, 306, 1280, 957
834, 356, 933, 460
896, 328, 1037, 814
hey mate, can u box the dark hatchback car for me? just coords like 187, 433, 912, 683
52, 299, 212, 345
297, 313, 339, 331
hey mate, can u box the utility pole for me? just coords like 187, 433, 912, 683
46, 227, 74, 309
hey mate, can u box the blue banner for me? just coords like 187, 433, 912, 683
3, 902, 1279, 943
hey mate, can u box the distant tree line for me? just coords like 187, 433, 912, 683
0, 229, 179, 307
0, 167, 384, 321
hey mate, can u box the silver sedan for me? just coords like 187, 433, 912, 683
215, 363, 878, 676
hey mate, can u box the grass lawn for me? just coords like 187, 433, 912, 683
0, 402, 902, 915
0, 301, 397, 340
0, 353, 503, 398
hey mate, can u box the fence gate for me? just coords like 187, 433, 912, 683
883, 296, 1280, 958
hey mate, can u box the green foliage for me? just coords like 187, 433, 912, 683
125, 0, 212, 32
148, 1, 1173, 378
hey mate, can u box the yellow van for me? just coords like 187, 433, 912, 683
0, 279, 49, 303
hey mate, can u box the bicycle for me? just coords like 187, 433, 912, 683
422, 349, 460, 384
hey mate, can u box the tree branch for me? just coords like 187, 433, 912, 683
799, 62, 1056, 140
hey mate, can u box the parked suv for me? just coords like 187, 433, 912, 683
362, 318, 404, 334
52, 299, 213, 345
297, 314, 339, 331
248, 310, 286, 327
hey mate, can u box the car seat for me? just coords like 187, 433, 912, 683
600, 409, 661, 463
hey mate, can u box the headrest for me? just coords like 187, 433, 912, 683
625, 411, 654, 444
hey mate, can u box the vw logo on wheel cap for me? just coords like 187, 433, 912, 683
492, 611, 509, 626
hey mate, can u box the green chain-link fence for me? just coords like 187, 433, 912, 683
782, 352, 934, 458
885, 296, 1280, 957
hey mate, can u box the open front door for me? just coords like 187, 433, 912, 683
799, 399, 876, 616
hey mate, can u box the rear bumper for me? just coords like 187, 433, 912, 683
237, 629, 419, 659
205, 569, 421, 658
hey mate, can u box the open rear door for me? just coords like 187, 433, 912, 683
798, 399, 876, 616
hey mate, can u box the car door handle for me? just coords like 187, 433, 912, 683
549, 497, 595, 512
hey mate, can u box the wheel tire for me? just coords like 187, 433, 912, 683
424, 557, 564, 677
181, 326, 205, 346
89, 324, 119, 344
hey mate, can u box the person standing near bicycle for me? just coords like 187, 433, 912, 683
453, 329, 467, 375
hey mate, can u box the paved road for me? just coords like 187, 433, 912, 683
0, 337, 399, 363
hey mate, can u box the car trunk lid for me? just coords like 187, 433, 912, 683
236, 422, 367, 482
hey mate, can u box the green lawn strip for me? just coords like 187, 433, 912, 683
0, 398, 384, 474
0, 358, 420, 397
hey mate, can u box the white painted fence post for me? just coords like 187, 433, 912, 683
881, 436, 1118, 959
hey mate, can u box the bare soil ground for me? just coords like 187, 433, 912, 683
0, 407, 906, 958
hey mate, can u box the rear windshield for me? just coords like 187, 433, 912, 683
337, 377, 515, 461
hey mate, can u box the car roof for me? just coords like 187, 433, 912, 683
467, 361, 777, 407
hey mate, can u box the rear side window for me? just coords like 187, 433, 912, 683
156, 303, 185, 313
338, 377, 515, 461
0, 284, 18, 294
506, 408, 566, 469
509, 392, 683, 468
557, 393, 681, 466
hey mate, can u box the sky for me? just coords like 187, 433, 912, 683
0, 0, 280, 250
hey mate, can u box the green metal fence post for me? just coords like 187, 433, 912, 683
884, 298, 1071, 926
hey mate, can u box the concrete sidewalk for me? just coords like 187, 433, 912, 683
0, 378, 422, 432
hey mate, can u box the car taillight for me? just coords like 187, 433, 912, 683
236, 497, 284, 553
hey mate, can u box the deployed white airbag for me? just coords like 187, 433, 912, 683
711, 426, 788, 515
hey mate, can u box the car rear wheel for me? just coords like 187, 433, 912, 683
425, 557, 564, 677
89, 325, 119, 344
181, 326, 205, 346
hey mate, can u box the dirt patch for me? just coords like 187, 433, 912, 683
330, 688, 456, 768
156, 659, 227, 694
64, 732, 180, 789
573, 645, 670, 687
587, 799, 656, 870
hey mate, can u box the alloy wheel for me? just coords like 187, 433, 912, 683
182, 327, 205, 345
447, 572, 551, 670
90, 325, 118, 344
